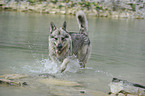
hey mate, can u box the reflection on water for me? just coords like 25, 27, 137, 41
0, 11, 145, 95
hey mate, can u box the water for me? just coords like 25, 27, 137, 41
0, 11, 145, 96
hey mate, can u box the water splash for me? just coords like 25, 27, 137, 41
39, 59, 59, 74
13, 58, 80, 75
21, 58, 59, 74
64, 59, 80, 73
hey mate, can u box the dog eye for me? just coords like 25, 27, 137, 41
65, 35, 69, 38
62, 37, 65, 41
51, 36, 54, 38
50, 36, 58, 40
54, 38, 58, 40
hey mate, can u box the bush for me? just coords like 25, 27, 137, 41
28, 0, 36, 3
51, 0, 58, 4
92, 2, 103, 11
130, 4, 136, 11
79, 1, 91, 10
58, 4, 63, 9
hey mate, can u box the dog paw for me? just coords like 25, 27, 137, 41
59, 67, 66, 73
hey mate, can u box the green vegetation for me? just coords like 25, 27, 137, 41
28, 0, 36, 3
79, 1, 91, 10
130, 4, 136, 11
92, 2, 103, 10
50, 0, 58, 4
58, 4, 63, 9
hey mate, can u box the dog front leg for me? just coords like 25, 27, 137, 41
59, 57, 70, 73
59, 56, 76, 73
49, 54, 59, 63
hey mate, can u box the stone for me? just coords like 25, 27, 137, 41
0, 1, 144, 19
80, 90, 85, 93
60, 10, 66, 14
0, 2, 5, 6
39, 73, 55, 78
0, 79, 27, 86
0, 74, 28, 80
111, 11, 119, 18
2, 6, 12, 10
120, 12, 128, 18
108, 78, 145, 96
135, 15, 144, 19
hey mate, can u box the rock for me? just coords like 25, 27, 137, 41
60, 10, 66, 14
108, 78, 145, 96
39, 73, 55, 78
0, 74, 28, 86
0, 1, 144, 19
135, 15, 144, 19
38, 78, 81, 87
80, 90, 85, 93
120, 12, 128, 18
0, 79, 27, 86
0, 74, 28, 80
111, 11, 119, 18
22, 82, 28, 86
49, 9, 58, 14
2, 6, 12, 10
99, 12, 108, 17
0, 2, 5, 6
28, 6, 35, 11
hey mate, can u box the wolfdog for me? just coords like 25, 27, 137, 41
49, 10, 91, 72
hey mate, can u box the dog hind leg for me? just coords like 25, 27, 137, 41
78, 44, 91, 68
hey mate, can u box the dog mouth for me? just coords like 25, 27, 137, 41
56, 47, 64, 53
56, 48, 62, 53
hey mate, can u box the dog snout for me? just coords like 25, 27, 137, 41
57, 43, 62, 49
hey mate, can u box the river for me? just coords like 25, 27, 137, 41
0, 11, 145, 96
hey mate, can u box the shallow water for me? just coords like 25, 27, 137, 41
0, 11, 145, 96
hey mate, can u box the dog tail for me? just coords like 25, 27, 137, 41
76, 10, 88, 34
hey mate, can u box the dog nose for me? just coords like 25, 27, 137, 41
57, 43, 62, 49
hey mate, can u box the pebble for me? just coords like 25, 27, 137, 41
80, 90, 85, 93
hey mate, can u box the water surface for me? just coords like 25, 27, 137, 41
0, 11, 145, 96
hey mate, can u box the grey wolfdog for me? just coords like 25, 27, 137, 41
49, 10, 91, 72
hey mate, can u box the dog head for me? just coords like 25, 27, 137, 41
49, 21, 71, 55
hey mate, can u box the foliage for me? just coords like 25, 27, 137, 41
79, 1, 91, 10
92, 2, 103, 11
58, 4, 63, 9
130, 4, 136, 11
50, 0, 58, 4
63, 0, 70, 3
28, 0, 36, 3
69, 1, 76, 7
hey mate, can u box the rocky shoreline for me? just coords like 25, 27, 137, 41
0, 0, 145, 19
0, 73, 108, 96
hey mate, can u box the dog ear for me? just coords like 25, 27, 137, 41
50, 22, 56, 33
62, 21, 67, 31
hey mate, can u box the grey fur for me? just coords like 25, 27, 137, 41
49, 10, 91, 72
76, 10, 88, 34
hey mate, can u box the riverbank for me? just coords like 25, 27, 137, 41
0, 0, 145, 19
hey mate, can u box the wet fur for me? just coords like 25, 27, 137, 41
49, 10, 91, 72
